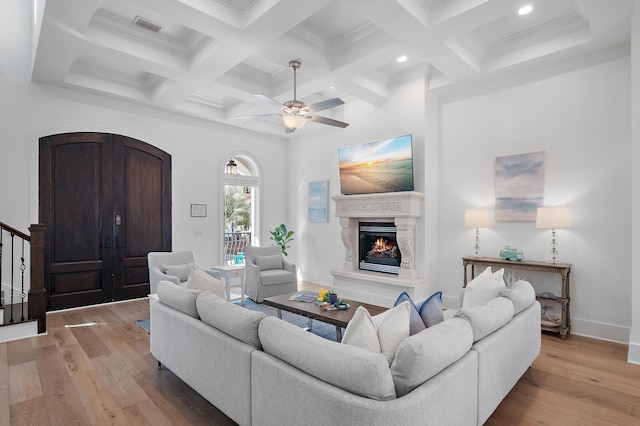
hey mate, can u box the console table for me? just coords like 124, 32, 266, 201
462, 256, 572, 339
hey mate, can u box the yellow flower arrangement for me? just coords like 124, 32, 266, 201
317, 288, 335, 302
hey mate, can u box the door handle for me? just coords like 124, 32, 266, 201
115, 237, 126, 248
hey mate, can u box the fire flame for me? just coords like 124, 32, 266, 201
373, 238, 393, 251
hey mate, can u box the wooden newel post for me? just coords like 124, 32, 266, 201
28, 224, 47, 333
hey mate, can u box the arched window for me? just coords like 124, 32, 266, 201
222, 154, 261, 265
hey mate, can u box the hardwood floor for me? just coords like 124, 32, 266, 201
1, 297, 639, 425
1, 298, 235, 426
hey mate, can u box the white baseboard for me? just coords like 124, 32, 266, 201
570, 317, 630, 344
627, 342, 640, 365
0, 321, 39, 343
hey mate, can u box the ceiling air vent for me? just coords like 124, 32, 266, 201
133, 16, 162, 33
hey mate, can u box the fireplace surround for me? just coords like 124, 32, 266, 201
331, 191, 426, 306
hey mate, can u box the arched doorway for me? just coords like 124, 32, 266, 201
222, 154, 261, 265
39, 132, 171, 310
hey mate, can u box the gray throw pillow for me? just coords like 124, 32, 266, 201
254, 254, 283, 271
162, 262, 195, 281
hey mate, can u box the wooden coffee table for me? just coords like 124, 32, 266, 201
263, 292, 387, 342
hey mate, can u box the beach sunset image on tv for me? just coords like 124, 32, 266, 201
338, 134, 414, 195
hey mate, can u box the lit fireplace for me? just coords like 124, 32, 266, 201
359, 222, 401, 274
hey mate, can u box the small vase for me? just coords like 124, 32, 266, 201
328, 293, 338, 304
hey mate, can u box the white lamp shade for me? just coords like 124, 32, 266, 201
282, 113, 306, 130
464, 209, 491, 228
536, 206, 572, 229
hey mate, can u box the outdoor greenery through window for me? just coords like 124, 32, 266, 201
223, 155, 260, 265
224, 185, 253, 265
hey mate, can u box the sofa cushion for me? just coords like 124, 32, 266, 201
373, 301, 410, 365
254, 254, 283, 271
455, 296, 514, 342
342, 302, 410, 366
157, 280, 201, 319
162, 262, 195, 282
394, 292, 426, 335
419, 291, 445, 328
341, 306, 381, 353
462, 267, 506, 308
185, 267, 226, 298
499, 280, 535, 315
393, 291, 444, 335
196, 292, 265, 349
259, 269, 295, 285
391, 317, 473, 397
259, 316, 397, 401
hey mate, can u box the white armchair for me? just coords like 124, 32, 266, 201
244, 246, 297, 303
147, 250, 220, 294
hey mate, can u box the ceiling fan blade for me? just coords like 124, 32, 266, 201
306, 98, 344, 113
307, 114, 349, 128
234, 113, 283, 119
254, 93, 284, 108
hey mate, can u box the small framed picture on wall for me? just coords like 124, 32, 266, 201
190, 204, 207, 217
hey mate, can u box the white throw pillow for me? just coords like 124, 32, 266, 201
462, 267, 507, 308
372, 301, 411, 365
342, 302, 411, 366
185, 267, 226, 298
342, 306, 381, 353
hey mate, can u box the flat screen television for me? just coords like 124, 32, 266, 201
338, 134, 414, 195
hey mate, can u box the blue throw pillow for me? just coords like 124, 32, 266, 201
394, 292, 426, 335
419, 291, 444, 328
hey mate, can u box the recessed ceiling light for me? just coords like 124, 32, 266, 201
518, 5, 533, 15
397, 55, 408, 63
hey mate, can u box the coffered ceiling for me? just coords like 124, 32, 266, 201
31, 0, 635, 136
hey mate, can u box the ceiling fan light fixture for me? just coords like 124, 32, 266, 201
282, 113, 306, 130
518, 5, 533, 15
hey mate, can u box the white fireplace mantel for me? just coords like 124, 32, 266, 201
331, 191, 426, 306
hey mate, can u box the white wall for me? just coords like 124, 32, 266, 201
438, 52, 632, 342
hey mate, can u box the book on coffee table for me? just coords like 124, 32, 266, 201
288, 291, 318, 303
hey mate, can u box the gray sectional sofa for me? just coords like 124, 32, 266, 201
150, 280, 540, 426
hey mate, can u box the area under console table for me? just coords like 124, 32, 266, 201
462, 256, 572, 339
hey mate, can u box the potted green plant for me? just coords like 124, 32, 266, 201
269, 224, 294, 256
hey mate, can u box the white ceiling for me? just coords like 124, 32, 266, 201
31, 0, 636, 136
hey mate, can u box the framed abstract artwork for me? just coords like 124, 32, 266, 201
308, 180, 329, 223
495, 151, 545, 222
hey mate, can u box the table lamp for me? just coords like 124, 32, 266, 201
464, 208, 491, 257
536, 206, 572, 263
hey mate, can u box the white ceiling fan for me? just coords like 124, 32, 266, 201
238, 60, 349, 133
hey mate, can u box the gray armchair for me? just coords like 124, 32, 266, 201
244, 246, 297, 303
147, 250, 220, 294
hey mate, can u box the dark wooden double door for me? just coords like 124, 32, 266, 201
40, 133, 171, 310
